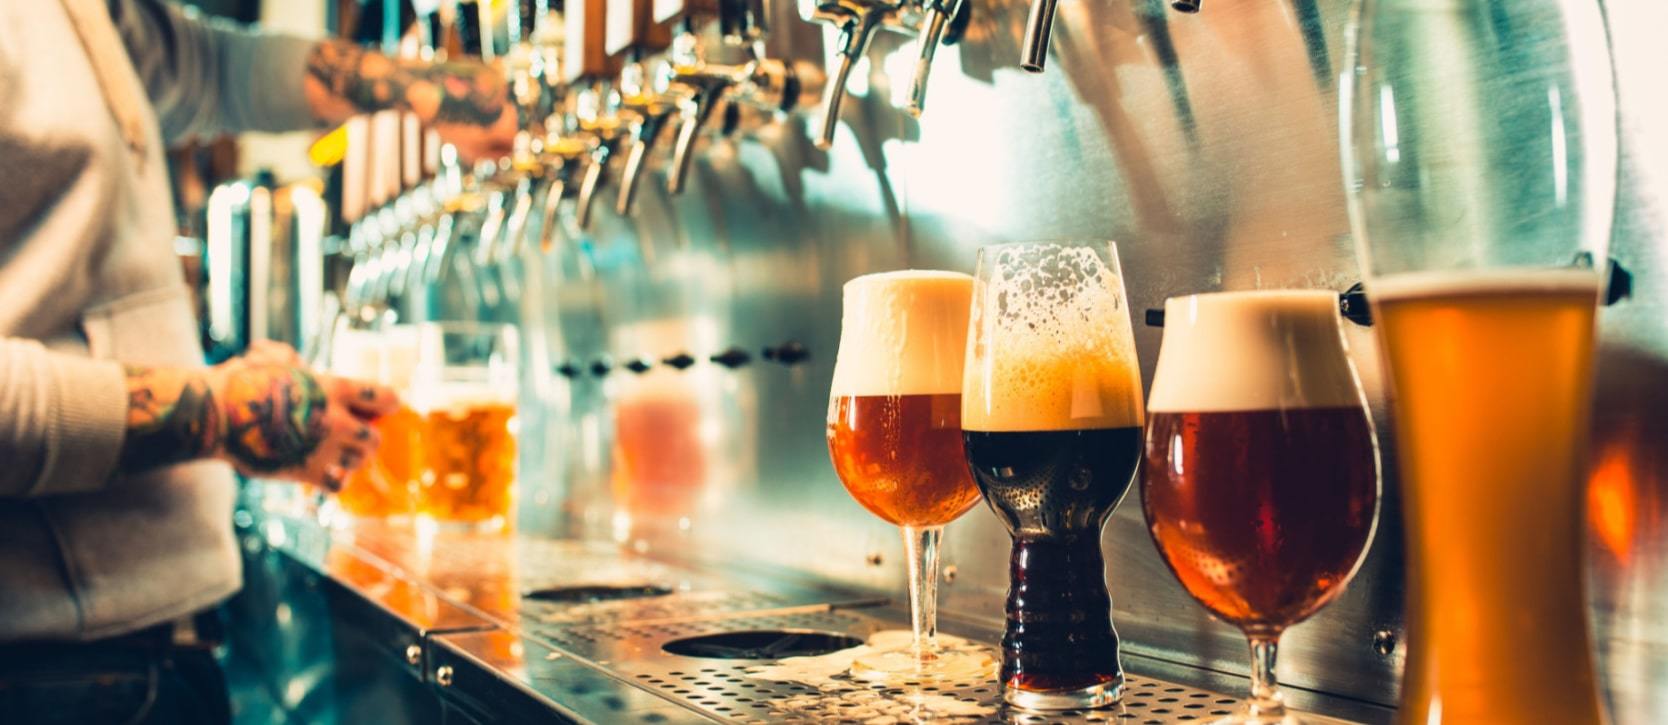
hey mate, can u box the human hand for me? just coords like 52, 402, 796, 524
208, 344, 400, 491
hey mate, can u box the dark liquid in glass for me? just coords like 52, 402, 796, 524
963, 426, 1143, 693
1142, 408, 1377, 635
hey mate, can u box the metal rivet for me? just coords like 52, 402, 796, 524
405, 643, 422, 666
942, 564, 958, 583
865, 552, 884, 567
1373, 629, 1397, 656
435, 665, 455, 687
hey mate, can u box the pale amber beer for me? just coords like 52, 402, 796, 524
416, 388, 518, 529
412, 323, 519, 533
1374, 270, 1604, 725
331, 327, 421, 519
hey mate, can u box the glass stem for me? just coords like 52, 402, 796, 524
1246, 634, 1287, 721
902, 525, 944, 662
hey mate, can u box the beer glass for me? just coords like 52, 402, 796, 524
1143, 291, 1380, 725
961, 242, 1144, 709
411, 322, 520, 533
1343, 1, 1616, 721
827, 270, 991, 681
330, 326, 424, 521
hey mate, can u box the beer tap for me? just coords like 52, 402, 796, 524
657, 0, 824, 192
573, 85, 627, 229
905, 0, 961, 115
614, 58, 681, 214
800, 0, 899, 149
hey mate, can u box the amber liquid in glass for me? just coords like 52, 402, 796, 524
828, 393, 981, 527
337, 405, 424, 518
417, 401, 517, 528
1377, 273, 1603, 725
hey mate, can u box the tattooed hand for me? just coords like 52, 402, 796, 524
303, 39, 518, 162
120, 344, 400, 491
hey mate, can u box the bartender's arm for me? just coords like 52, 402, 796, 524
122, 343, 399, 490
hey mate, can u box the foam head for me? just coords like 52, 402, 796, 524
1147, 290, 1363, 413
830, 270, 975, 397
962, 243, 1145, 431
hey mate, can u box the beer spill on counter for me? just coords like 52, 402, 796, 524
827, 270, 981, 528
961, 244, 1145, 698
1372, 269, 1605, 725
1142, 291, 1378, 634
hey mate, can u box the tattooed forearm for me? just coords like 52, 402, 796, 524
220, 364, 330, 473
120, 366, 222, 473
304, 38, 508, 127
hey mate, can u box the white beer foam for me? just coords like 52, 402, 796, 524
408, 381, 516, 414
1369, 268, 1602, 301
962, 245, 1145, 431
1147, 290, 1363, 413
830, 270, 975, 397
329, 329, 383, 379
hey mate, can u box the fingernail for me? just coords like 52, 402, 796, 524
359, 387, 378, 402
355, 425, 372, 442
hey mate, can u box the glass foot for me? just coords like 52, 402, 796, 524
848, 632, 996, 683
1004, 674, 1123, 710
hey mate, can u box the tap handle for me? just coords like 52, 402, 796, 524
907, 0, 961, 117
539, 174, 568, 253
576, 142, 613, 229
815, 11, 884, 150
617, 112, 673, 214
719, 0, 767, 45
456, 0, 488, 58
1019, 0, 1059, 73
668, 84, 725, 194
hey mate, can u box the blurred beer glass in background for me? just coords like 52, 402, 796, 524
329, 326, 422, 522
961, 242, 1144, 710
411, 322, 520, 533
826, 270, 992, 682
1343, 0, 1617, 720
1143, 291, 1379, 725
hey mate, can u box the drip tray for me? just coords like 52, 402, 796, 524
662, 630, 864, 660
525, 584, 675, 603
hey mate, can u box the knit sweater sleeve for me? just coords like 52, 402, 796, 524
0, 338, 128, 498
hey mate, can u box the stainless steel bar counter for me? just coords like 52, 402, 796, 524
230, 490, 1393, 724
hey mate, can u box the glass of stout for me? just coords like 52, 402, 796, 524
961, 242, 1146, 710
827, 271, 993, 681
1142, 291, 1380, 725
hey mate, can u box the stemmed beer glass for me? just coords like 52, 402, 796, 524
827, 271, 992, 681
1142, 291, 1380, 725
961, 241, 1146, 709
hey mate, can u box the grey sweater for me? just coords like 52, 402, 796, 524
0, 0, 318, 641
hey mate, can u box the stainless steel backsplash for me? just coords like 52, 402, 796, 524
510, 0, 1667, 714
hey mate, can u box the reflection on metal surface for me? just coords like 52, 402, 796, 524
510, 0, 1668, 714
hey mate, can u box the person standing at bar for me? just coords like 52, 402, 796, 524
0, 1, 515, 722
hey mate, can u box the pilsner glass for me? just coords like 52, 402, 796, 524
330, 326, 424, 521
826, 270, 992, 682
961, 241, 1144, 710
411, 322, 520, 533
1342, 1, 1617, 721
1143, 291, 1380, 725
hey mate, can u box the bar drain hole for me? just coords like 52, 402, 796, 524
524, 584, 674, 603
662, 630, 863, 660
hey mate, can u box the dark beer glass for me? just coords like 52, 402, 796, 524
961, 241, 1146, 710
1142, 291, 1379, 725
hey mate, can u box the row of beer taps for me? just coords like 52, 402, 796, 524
335, 0, 1205, 326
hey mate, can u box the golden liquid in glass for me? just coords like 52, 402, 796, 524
417, 401, 517, 528
337, 405, 424, 518
1376, 271, 1603, 725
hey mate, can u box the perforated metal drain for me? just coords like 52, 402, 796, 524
531, 610, 1300, 725
628, 666, 1240, 724
662, 630, 865, 659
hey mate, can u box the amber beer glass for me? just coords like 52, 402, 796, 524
1143, 291, 1379, 725
961, 242, 1145, 710
827, 270, 990, 681
411, 322, 519, 533
1343, 0, 1616, 718
329, 327, 423, 521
